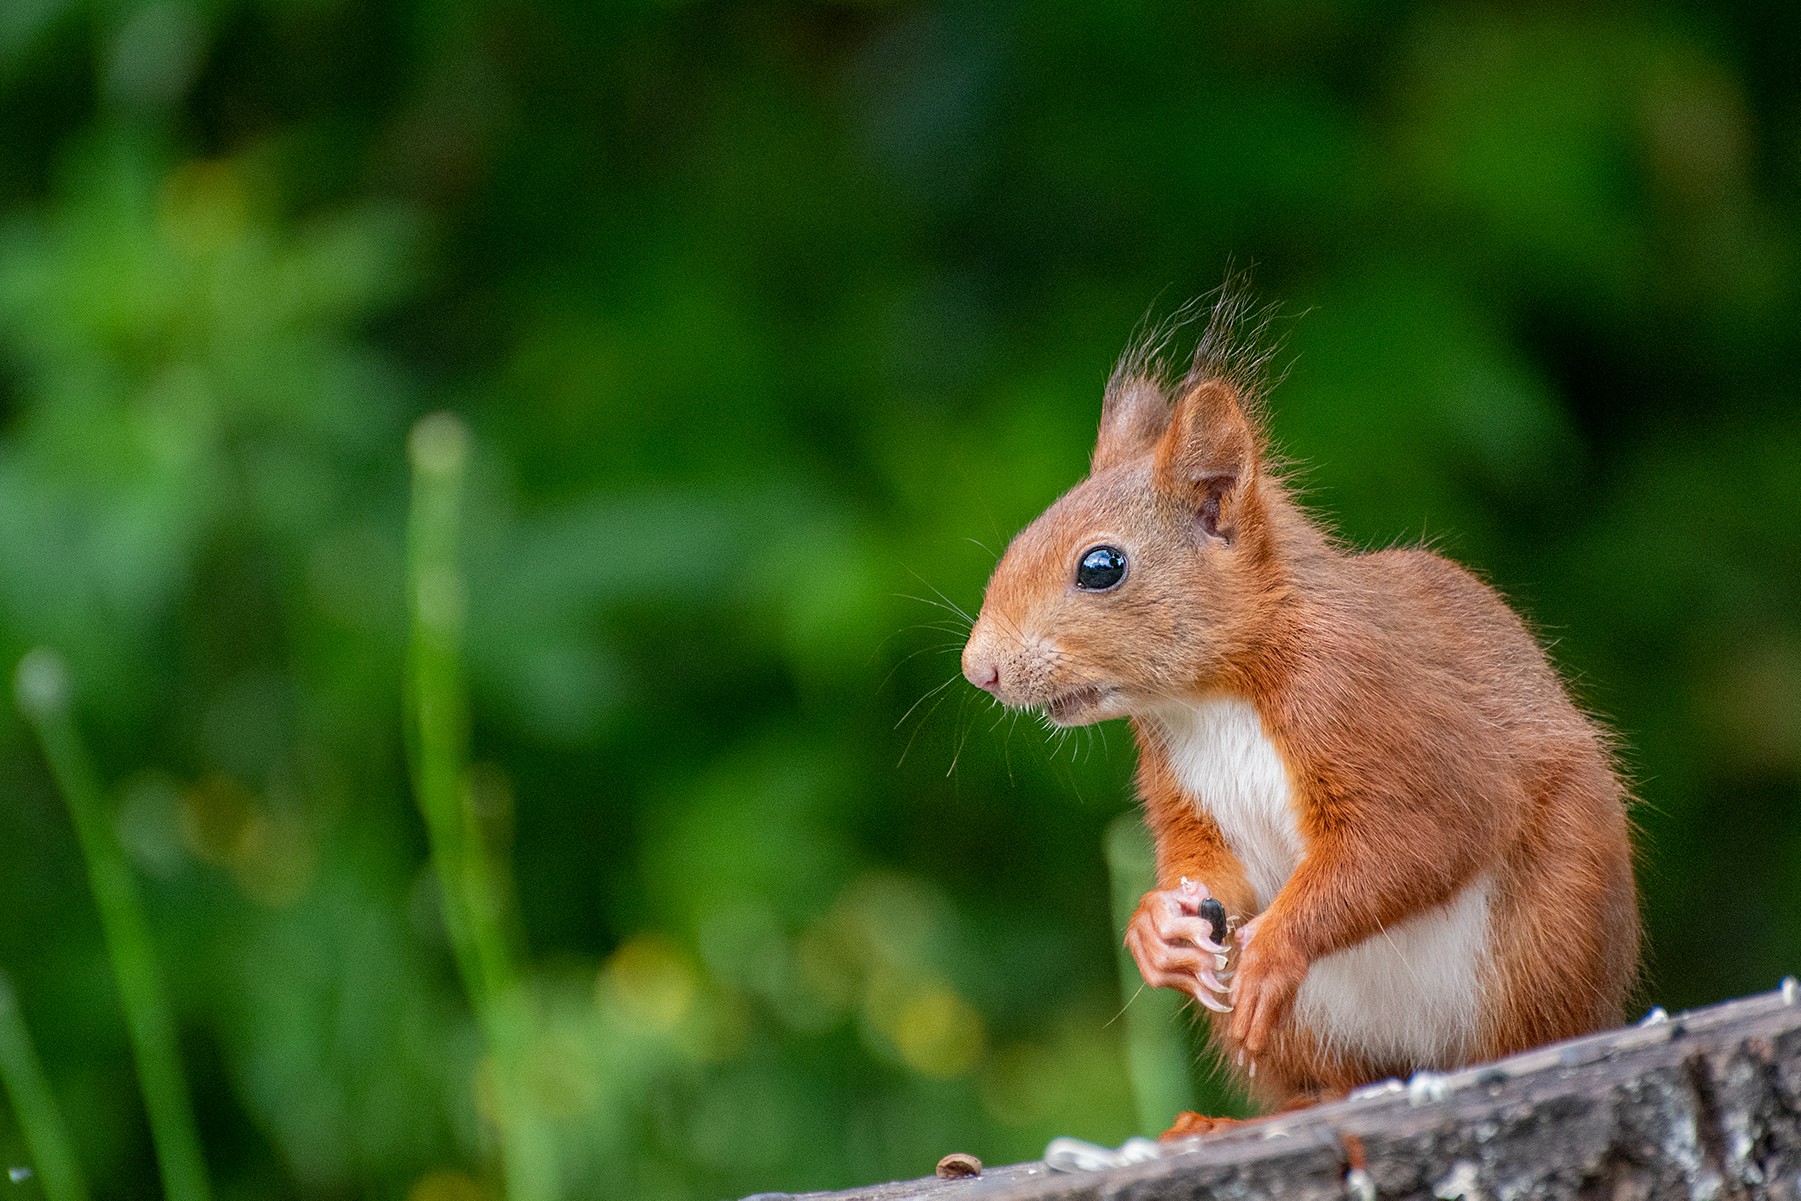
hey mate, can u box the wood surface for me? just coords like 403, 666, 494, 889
739, 986, 1801, 1201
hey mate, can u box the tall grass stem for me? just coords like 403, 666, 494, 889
0, 970, 90, 1201
13, 650, 210, 1201
1106, 812, 1225, 1134
406, 413, 558, 1201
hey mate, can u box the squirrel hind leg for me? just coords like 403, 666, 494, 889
1156, 1041, 1314, 1142
1159, 1111, 1248, 1141
1158, 1085, 1346, 1143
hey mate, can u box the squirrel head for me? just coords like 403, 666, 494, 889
962, 366, 1284, 726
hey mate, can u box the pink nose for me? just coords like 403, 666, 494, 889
965, 659, 1001, 694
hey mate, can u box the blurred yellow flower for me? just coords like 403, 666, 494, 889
158, 159, 249, 253
599, 934, 698, 1035
405, 1168, 490, 1201
867, 973, 985, 1079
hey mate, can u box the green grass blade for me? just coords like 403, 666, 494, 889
1104, 812, 1200, 1135
0, 970, 90, 1201
405, 413, 558, 1201
14, 651, 210, 1201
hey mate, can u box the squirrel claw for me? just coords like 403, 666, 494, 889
1127, 881, 1236, 1013
1192, 983, 1233, 1013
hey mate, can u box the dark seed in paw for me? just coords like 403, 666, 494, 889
936, 1153, 982, 1179
1196, 898, 1228, 946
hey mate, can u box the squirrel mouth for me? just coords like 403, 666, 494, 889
1043, 686, 1106, 725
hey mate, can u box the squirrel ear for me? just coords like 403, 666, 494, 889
1154, 378, 1256, 544
1092, 376, 1172, 474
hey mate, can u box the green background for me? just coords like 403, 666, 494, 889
1, 1, 1798, 1198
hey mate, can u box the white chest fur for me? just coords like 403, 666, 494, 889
1150, 697, 1492, 1066
1151, 697, 1300, 910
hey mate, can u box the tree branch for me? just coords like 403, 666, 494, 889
741, 986, 1801, 1201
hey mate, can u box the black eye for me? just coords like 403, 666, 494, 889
1076, 545, 1127, 591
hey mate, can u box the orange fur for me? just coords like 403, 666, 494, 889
963, 295, 1638, 1131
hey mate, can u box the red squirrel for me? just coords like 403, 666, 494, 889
960, 292, 1639, 1136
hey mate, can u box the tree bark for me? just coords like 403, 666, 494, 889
741, 986, 1801, 1201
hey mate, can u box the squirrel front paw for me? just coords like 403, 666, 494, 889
1125, 878, 1233, 1013
1227, 916, 1308, 1054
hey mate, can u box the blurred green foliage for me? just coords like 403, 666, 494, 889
0, 1, 1798, 1198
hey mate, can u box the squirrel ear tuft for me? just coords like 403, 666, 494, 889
1092, 376, 1172, 474
1154, 378, 1256, 543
